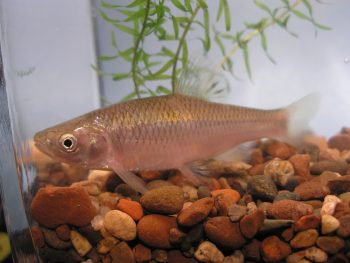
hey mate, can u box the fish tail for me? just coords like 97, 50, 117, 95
286, 93, 320, 140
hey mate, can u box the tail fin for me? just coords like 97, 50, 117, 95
286, 93, 320, 139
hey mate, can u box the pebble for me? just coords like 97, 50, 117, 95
177, 197, 214, 227
293, 181, 330, 200
248, 175, 278, 202
321, 195, 341, 215
281, 227, 294, 242
181, 223, 204, 251
228, 204, 247, 222
167, 250, 197, 263
223, 250, 244, 263
265, 140, 296, 159
31, 226, 45, 248
214, 191, 238, 216
137, 214, 177, 249
333, 202, 350, 219
316, 236, 345, 254
133, 244, 152, 263
293, 215, 320, 232
290, 229, 318, 249
261, 235, 291, 263
194, 241, 224, 263
103, 210, 136, 241
289, 154, 310, 177
318, 171, 341, 184
169, 228, 186, 245
211, 189, 240, 203
115, 183, 140, 201
328, 175, 350, 195
71, 180, 102, 196
251, 148, 264, 165
311, 160, 348, 175
140, 186, 184, 215
197, 185, 211, 199
91, 215, 104, 231
321, 214, 340, 234
152, 249, 167, 262
304, 246, 328, 263
328, 134, 350, 151
260, 219, 294, 233
267, 200, 313, 221
70, 230, 92, 257
30, 186, 97, 228
55, 224, 71, 241
249, 163, 265, 176
78, 225, 103, 246
274, 190, 301, 202
242, 239, 261, 262
337, 214, 350, 237
97, 237, 119, 254
339, 192, 350, 203
98, 192, 120, 209
264, 158, 294, 186
328, 253, 349, 263
204, 216, 246, 250
110, 241, 134, 263
116, 199, 144, 221
140, 170, 163, 180
146, 179, 173, 190
42, 227, 71, 249
239, 209, 265, 239
286, 251, 306, 263
183, 185, 198, 201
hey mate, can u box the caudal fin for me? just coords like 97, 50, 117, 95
286, 93, 320, 140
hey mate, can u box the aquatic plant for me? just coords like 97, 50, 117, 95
95, 0, 329, 102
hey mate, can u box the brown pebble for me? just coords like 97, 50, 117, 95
204, 216, 246, 250
240, 209, 265, 239
328, 175, 350, 195
289, 154, 310, 177
30, 186, 96, 228
42, 227, 71, 249
140, 186, 184, 215
228, 204, 247, 222
265, 141, 296, 159
55, 224, 70, 241
328, 134, 350, 151
294, 181, 330, 200
177, 197, 214, 227
337, 214, 350, 237
167, 250, 197, 263
248, 164, 265, 176
316, 236, 345, 254
281, 227, 294, 242
137, 215, 177, 249
78, 224, 102, 246
333, 202, 350, 219
311, 160, 348, 175
260, 236, 291, 263
290, 229, 318, 249
110, 241, 134, 263
294, 214, 320, 232
267, 200, 313, 221
327, 253, 349, 263
251, 148, 264, 165
242, 239, 261, 262
133, 244, 151, 263
31, 226, 45, 248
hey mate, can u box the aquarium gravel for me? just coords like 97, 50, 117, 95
29, 128, 350, 263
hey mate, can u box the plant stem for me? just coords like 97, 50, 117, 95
216, 0, 303, 72
171, 3, 201, 93
132, 0, 151, 98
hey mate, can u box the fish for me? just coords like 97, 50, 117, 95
34, 65, 319, 194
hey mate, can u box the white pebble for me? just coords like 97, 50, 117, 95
104, 210, 136, 241
264, 158, 294, 186
91, 215, 104, 231
195, 241, 224, 263
321, 214, 340, 234
246, 202, 258, 215
304, 246, 328, 262
321, 195, 341, 216
223, 250, 244, 263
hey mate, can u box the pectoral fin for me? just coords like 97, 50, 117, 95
111, 165, 148, 194
178, 165, 205, 187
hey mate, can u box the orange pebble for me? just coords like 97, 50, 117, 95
117, 199, 144, 221
140, 170, 163, 180
211, 189, 240, 203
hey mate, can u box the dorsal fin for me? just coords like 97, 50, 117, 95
175, 58, 230, 100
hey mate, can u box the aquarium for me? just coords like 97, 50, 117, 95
0, 0, 350, 262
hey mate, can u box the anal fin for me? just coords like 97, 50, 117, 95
111, 165, 148, 194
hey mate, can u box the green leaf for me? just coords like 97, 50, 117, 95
146, 88, 157, 96
119, 47, 134, 60
197, 0, 208, 9
98, 55, 119, 61
254, 0, 271, 14
314, 22, 331, 30
157, 85, 172, 95
127, 0, 146, 8
121, 91, 141, 102
111, 31, 117, 49
203, 8, 210, 51
160, 47, 175, 57
112, 72, 131, 81
216, 0, 224, 21
292, 10, 312, 21
302, 0, 313, 16
260, 31, 276, 64
171, 0, 187, 12
91, 64, 105, 76
242, 45, 252, 80
152, 59, 174, 76
101, 0, 123, 9
182, 41, 188, 67
223, 0, 231, 31
214, 34, 225, 55
115, 24, 137, 35
99, 10, 120, 23
144, 74, 171, 80
185, 0, 193, 13
172, 16, 179, 38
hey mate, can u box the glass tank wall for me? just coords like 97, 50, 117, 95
0, 0, 349, 262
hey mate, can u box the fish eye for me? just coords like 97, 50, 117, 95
59, 134, 77, 152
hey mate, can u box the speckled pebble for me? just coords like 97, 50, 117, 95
311, 160, 348, 175
264, 158, 294, 186
177, 197, 214, 227
289, 154, 310, 177
267, 200, 313, 221
42, 227, 71, 249
223, 250, 244, 263
290, 229, 318, 249
274, 190, 300, 202
152, 249, 167, 263
103, 210, 136, 241
316, 236, 344, 254
242, 239, 261, 262
261, 235, 291, 263
248, 175, 278, 202
197, 185, 211, 199
328, 175, 350, 195
321, 214, 340, 234
321, 195, 341, 216
133, 244, 152, 263
194, 241, 224, 263
240, 209, 265, 239
70, 230, 92, 257
140, 186, 184, 215
97, 237, 119, 254
294, 215, 320, 232
110, 241, 134, 263
294, 181, 330, 201
304, 246, 328, 263
337, 214, 350, 237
